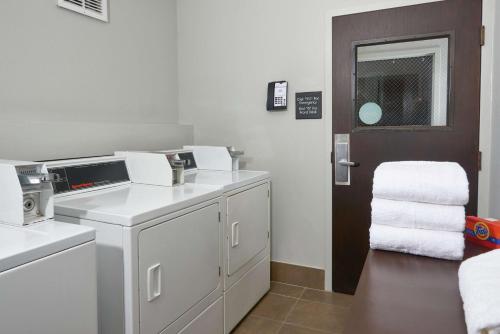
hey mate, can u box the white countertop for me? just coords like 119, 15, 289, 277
0, 220, 95, 272
55, 183, 223, 226
184, 170, 270, 192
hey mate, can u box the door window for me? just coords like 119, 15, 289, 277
355, 37, 449, 128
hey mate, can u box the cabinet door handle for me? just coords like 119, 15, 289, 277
231, 222, 240, 248
147, 263, 162, 302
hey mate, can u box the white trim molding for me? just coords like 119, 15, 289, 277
478, 0, 496, 217
357, 38, 449, 126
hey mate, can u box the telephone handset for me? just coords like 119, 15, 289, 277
266, 81, 288, 111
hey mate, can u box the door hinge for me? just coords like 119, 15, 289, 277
268, 189, 270, 198
218, 212, 221, 222
267, 231, 270, 239
330, 152, 334, 164
478, 151, 482, 171
481, 25, 485, 46
219, 266, 221, 276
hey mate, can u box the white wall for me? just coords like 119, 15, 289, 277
178, 0, 342, 270
177, 0, 496, 288
486, 1, 500, 218
478, 0, 496, 217
0, 120, 193, 161
0, 0, 192, 161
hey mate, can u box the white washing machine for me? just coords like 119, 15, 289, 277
0, 160, 97, 334
114, 148, 271, 333
187, 170, 271, 333
179, 147, 271, 333
44, 156, 225, 334
0, 221, 98, 334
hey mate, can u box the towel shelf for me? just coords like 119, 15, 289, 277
343, 241, 488, 334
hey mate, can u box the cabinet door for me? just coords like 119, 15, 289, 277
227, 183, 269, 276
139, 204, 220, 334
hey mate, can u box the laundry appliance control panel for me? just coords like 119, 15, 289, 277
48, 160, 130, 194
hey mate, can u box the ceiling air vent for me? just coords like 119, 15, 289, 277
58, 0, 109, 22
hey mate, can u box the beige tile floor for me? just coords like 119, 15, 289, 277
232, 282, 353, 334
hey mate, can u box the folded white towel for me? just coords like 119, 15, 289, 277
373, 161, 469, 205
459, 250, 500, 334
371, 198, 466, 232
369, 224, 465, 260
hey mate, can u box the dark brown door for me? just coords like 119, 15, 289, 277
332, 0, 482, 294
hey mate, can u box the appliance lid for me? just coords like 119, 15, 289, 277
54, 183, 223, 226
184, 170, 270, 192
0, 220, 95, 272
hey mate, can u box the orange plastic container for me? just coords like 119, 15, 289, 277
465, 216, 500, 249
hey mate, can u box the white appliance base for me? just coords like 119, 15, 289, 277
174, 297, 224, 334
224, 255, 270, 333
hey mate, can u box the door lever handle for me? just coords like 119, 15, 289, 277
338, 159, 360, 167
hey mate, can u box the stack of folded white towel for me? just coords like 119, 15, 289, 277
369, 161, 469, 260
459, 250, 500, 334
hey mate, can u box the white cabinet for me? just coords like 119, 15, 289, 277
138, 204, 221, 334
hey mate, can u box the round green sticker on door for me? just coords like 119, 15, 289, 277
359, 102, 382, 125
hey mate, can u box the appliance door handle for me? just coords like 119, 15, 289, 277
147, 263, 162, 302
231, 222, 240, 248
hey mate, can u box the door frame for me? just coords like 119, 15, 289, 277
322, 0, 495, 291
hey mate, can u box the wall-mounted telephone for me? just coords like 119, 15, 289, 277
267, 81, 288, 111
